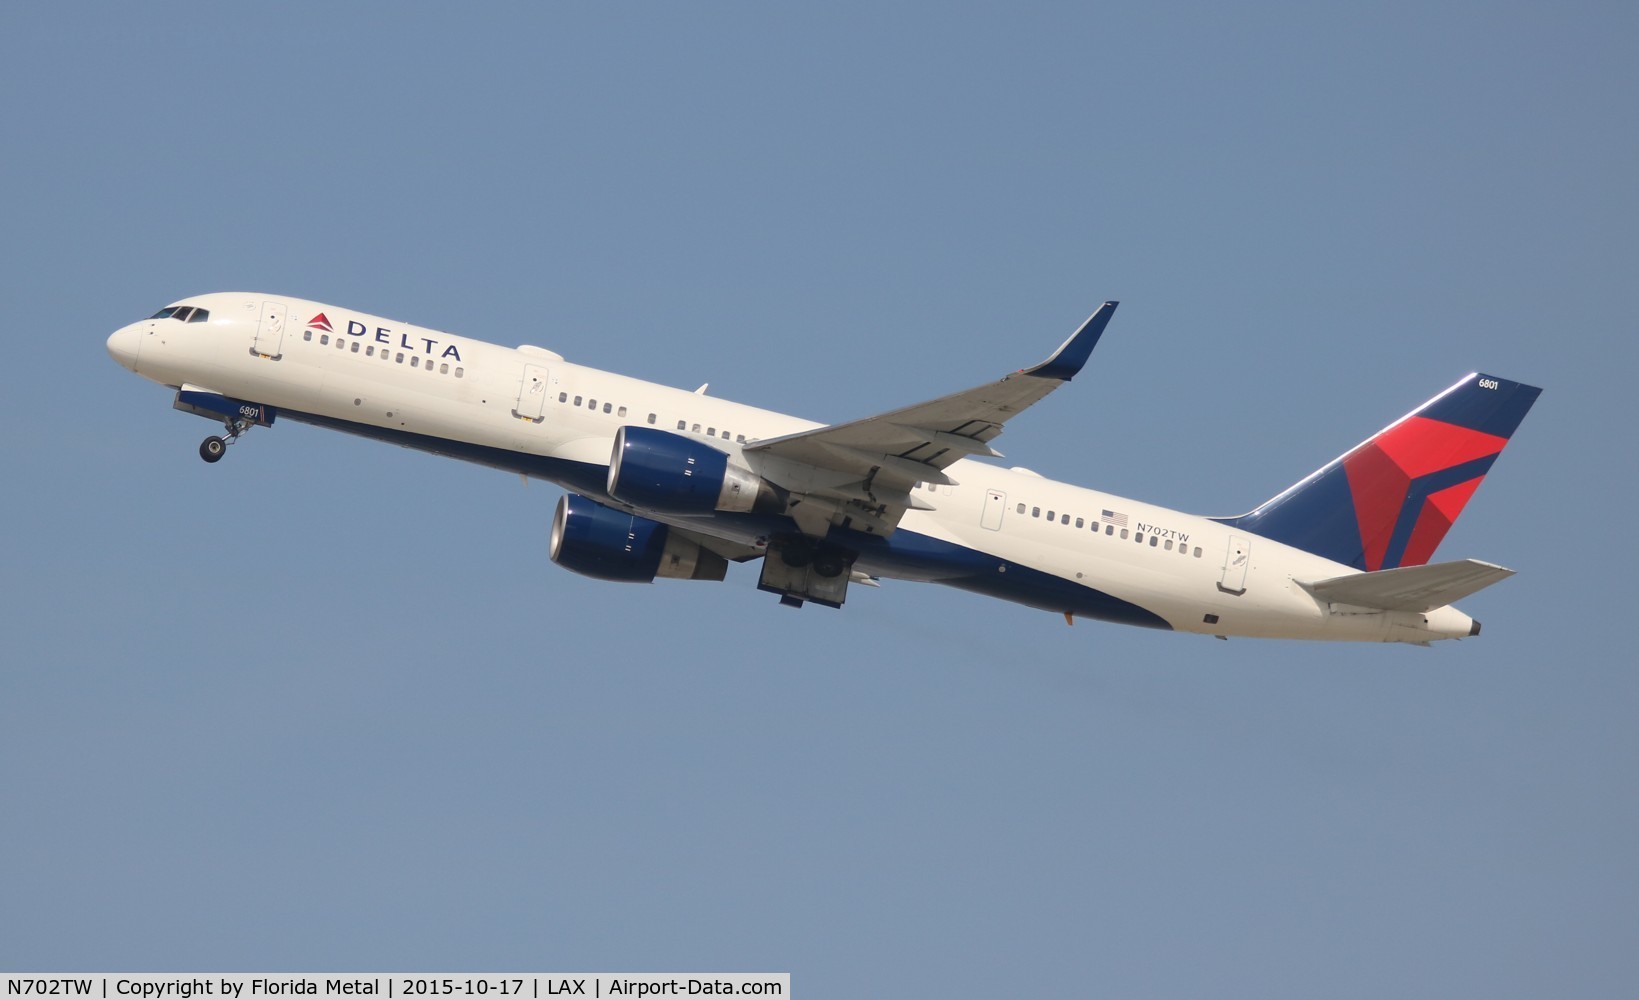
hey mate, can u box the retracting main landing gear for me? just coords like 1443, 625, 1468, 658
199, 414, 254, 464
757, 536, 856, 609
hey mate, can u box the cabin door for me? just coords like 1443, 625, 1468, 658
253, 300, 286, 359
513, 364, 551, 422
1219, 535, 1251, 595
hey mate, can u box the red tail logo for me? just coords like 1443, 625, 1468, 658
1343, 417, 1508, 571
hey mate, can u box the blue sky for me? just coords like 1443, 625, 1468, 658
2, 2, 1635, 995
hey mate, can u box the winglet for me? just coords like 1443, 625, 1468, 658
1021, 301, 1118, 381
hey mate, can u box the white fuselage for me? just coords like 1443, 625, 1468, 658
106, 293, 1479, 643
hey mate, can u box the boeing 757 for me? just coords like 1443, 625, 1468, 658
106, 295, 1540, 644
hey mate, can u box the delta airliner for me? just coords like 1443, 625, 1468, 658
106, 294, 1541, 644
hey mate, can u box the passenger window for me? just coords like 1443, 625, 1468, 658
189, 309, 209, 323
721, 430, 730, 440
303, 330, 312, 341
588, 398, 597, 410
1047, 510, 1055, 520
1106, 524, 1114, 535
648, 414, 657, 425
395, 352, 404, 363
337, 337, 346, 349
1075, 517, 1084, 528
604, 403, 613, 414
574, 396, 583, 406
1165, 539, 1173, 551
559, 392, 568, 403
455, 367, 464, 378
1017, 503, 1026, 514
366, 346, 374, 356
1120, 529, 1128, 539
692, 423, 701, 433
350, 342, 360, 353
1061, 514, 1070, 525
618, 406, 627, 417
707, 427, 716, 437
411, 356, 421, 367
1193, 546, 1202, 557
440, 363, 449, 374
1149, 536, 1158, 547
1032, 507, 1040, 518
736, 434, 746, 443
1135, 533, 1144, 544
320, 334, 329, 345
677, 420, 687, 430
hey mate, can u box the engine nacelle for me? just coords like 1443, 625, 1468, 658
607, 426, 786, 515
549, 493, 727, 583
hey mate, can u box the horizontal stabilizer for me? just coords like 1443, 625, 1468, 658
1298, 558, 1514, 612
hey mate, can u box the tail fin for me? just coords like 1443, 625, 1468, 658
1215, 373, 1541, 571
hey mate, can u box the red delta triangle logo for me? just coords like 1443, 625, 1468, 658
307, 313, 334, 333
1342, 415, 1507, 571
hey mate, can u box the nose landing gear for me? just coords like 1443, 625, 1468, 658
172, 388, 276, 465
198, 415, 254, 464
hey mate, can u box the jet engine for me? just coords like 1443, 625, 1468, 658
607, 426, 786, 516
549, 493, 727, 583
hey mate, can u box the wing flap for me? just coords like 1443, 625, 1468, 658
1299, 558, 1514, 612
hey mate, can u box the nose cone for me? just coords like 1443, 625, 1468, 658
106, 323, 141, 371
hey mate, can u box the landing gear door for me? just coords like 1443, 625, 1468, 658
513, 364, 551, 422
1219, 535, 1250, 595
981, 489, 1006, 530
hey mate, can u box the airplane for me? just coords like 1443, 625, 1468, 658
105, 294, 1541, 644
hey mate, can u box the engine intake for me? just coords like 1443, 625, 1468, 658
607, 426, 786, 515
549, 493, 727, 583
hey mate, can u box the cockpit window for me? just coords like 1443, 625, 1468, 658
147, 305, 210, 322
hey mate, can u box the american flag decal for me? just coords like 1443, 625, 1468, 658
1101, 509, 1128, 527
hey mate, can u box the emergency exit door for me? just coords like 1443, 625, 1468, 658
980, 489, 1007, 530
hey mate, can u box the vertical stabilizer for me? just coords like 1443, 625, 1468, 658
1215, 373, 1541, 571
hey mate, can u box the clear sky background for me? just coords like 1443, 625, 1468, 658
2, 2, 1635, 996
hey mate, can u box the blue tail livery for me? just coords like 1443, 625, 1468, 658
1217, 373, 1541, 572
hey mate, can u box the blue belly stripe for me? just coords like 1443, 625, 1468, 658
282, 408, 1172, 629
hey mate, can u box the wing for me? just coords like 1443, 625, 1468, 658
743, 302, 1118, 536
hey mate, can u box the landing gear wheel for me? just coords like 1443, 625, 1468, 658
813, 551, 848, 578
779, 542, 813, 568
200, 436, 227, 463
